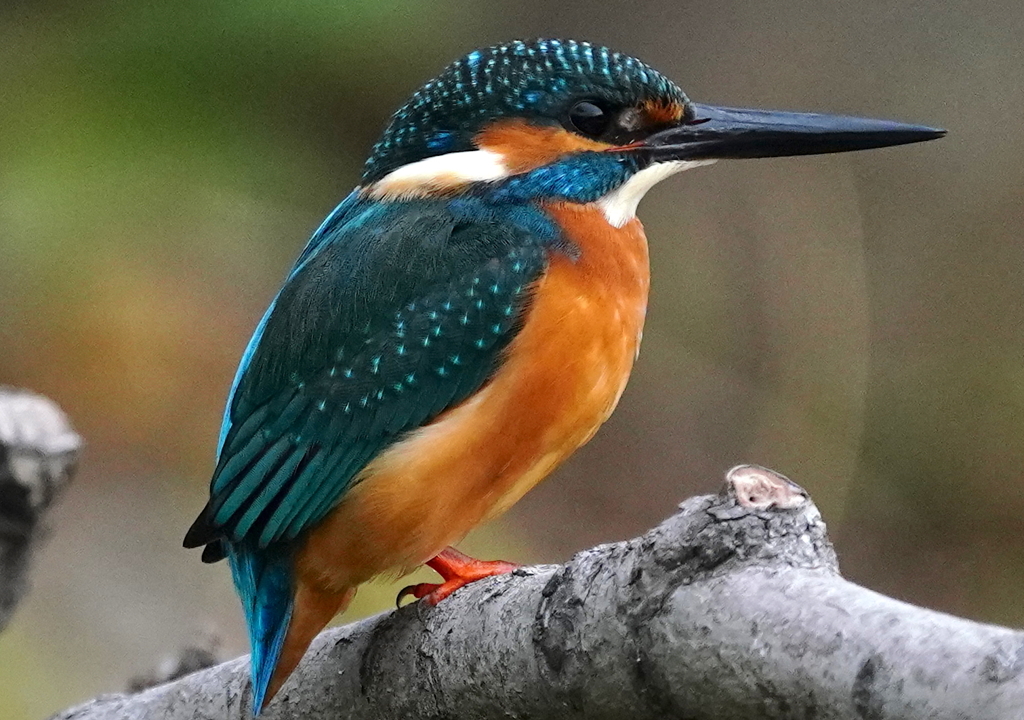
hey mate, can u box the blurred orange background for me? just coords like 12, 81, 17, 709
2, 1, 1023, 717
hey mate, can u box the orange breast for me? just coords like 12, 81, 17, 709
297, 202, 650, 591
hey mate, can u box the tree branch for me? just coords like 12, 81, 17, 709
52, 466, 1024, 720
0, 387, 81, 632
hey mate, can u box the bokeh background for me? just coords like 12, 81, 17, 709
2, 0, 1023, 716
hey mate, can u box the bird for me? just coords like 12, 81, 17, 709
183, 38, 943, 713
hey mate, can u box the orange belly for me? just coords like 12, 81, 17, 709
296, 202, 650, 591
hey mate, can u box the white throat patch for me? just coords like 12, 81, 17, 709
597, 160, 717, 227
365, 150, 509, 200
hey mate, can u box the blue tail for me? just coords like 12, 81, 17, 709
227, 543, 294, 715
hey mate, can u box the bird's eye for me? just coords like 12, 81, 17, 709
567, 100, 612, 138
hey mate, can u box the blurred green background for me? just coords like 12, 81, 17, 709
2, 0, 1023, 716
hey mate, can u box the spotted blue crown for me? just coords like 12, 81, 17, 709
361, 39, 689, 183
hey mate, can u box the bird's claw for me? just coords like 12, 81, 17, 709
395, 582, 441, 607
395, 547, 521, 608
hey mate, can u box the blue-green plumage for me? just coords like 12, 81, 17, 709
485, 152, 638, 204
227, 543, 293, 715
186, 197, 558, 554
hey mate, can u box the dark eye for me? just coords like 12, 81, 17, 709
567, 100, 612, 138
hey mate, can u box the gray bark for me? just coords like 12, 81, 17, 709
0, 387, 81, 632
52, 465, 1024, 719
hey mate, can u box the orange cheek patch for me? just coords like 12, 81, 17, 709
475, 119, 614, 173
642, 99, 685, 125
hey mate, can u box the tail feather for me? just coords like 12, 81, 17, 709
227, 544, 294, 715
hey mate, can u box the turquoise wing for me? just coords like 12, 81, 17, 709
183, 198, 556, 555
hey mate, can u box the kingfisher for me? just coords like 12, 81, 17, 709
183, 38, 943, 713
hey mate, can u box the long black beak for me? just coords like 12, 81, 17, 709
643, 103, 945, 161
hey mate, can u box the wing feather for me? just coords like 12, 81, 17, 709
184, 199, 556, 554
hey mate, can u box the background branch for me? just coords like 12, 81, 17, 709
51, 465, 1024, 720
0, 387, 81, 633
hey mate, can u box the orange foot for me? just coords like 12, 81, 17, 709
397, 547, 520, 606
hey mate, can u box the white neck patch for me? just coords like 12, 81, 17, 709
365, 150, 509, 200
597, 160, 717, 227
